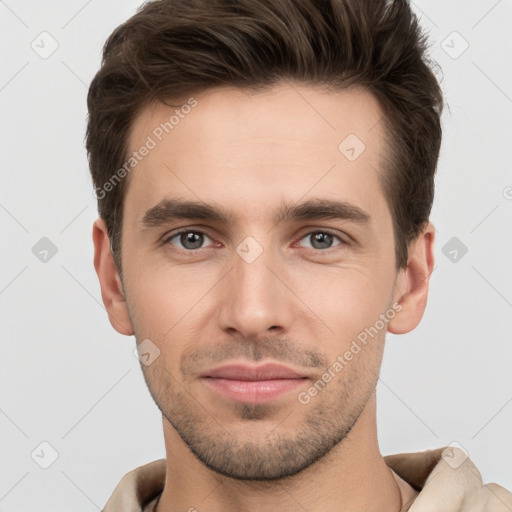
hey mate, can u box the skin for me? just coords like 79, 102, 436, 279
93, 82, 435, 512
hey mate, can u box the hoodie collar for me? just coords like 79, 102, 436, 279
102, 446, 512, 512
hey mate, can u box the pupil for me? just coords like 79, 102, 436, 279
182, 232, 203, 249
312, 232, 332, 249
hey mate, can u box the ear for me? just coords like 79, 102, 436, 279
92, 217, 134, 336
387, 222, 435, 334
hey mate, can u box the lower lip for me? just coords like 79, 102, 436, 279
202, 377, 307, 404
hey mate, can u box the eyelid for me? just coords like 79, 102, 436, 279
295, 226, 350, 242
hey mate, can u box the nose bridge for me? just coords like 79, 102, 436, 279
218, 234, 292, 337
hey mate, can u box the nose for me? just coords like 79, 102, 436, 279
217, 239, 294, 340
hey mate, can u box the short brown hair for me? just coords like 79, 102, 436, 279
86, 0, 443, 273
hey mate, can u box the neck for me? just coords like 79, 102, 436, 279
155, 393, 404, 512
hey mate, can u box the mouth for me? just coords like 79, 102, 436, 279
200, 362, 309, 404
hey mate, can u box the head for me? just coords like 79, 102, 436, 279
89, 0, 441, 480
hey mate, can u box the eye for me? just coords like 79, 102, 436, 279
164, 229, 214, 251
297, 231, 344, 251
163, 229, 347, 253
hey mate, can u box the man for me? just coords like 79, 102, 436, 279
87, 0, 512, 510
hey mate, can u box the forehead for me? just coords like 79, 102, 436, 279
123, 83, 390, 226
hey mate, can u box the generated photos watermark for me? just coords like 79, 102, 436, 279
298, 302, 403, 405
93, 97, 198, 200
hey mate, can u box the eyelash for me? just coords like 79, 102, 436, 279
162, 228, 348, 254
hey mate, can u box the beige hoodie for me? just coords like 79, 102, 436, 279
102, 447, 512, 511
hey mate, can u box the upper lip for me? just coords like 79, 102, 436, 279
201, 362, 308, 381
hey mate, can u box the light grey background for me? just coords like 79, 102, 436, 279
1, 1, 511, 510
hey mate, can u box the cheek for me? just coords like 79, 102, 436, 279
124, 260, 221, 349
291, 263, 393, 340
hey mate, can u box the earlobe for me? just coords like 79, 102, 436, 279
92, 218, 134, 336
387, 222, 435, 335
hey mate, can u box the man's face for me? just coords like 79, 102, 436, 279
119, 83, 403, 480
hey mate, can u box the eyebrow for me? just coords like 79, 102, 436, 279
141, 197, 370, 229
